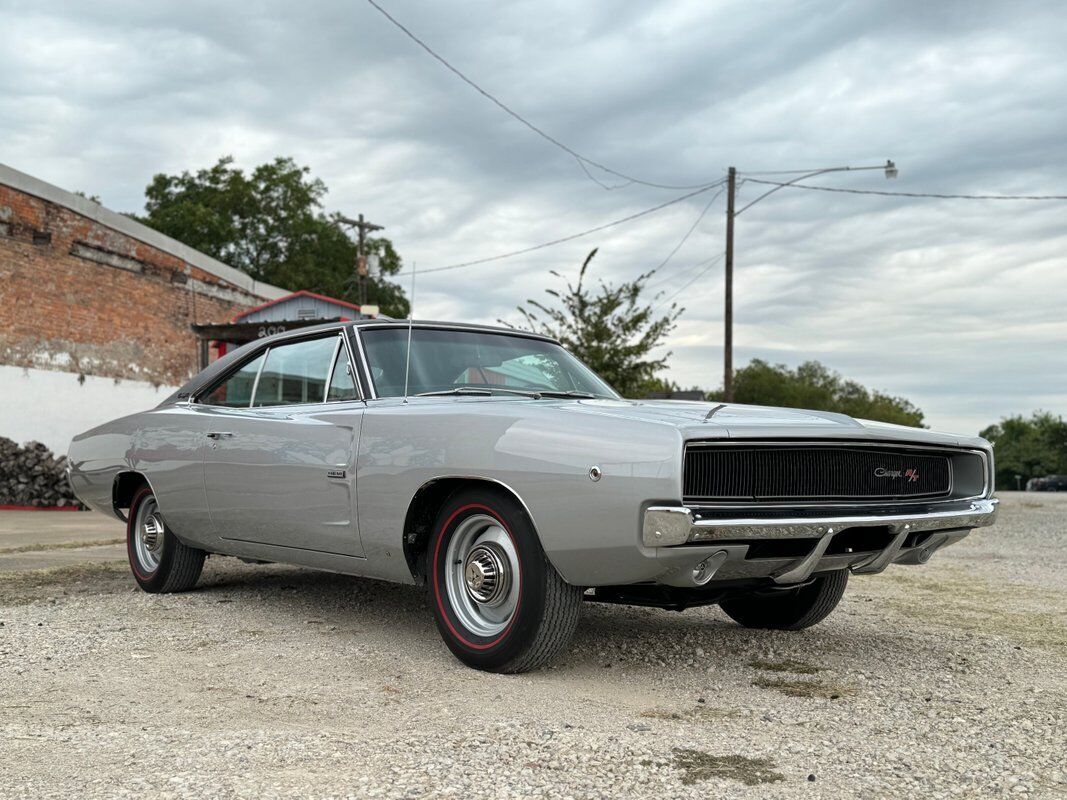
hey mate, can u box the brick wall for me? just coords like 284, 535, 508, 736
0, 183, 266, 386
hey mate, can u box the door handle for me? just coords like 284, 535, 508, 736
206, 431, 235, 439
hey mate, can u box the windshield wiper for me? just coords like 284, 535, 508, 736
416, 387, 542, 399
416, 387, 492, 397
536, 390, 599, 399
416, 387, 603, 400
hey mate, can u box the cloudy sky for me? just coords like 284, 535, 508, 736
2, 0, 1065, 434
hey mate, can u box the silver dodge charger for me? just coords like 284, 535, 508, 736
68, 320, 999, 672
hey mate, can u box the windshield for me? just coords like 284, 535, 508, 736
360, 327, 619, 399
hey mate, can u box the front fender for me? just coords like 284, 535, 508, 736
356, 400, 690, 585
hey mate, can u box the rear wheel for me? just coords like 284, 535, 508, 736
429, 488, 583, 673
127, 486, 205, 593
719, 570, 848, 630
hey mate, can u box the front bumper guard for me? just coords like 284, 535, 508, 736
643, 498, 999, 586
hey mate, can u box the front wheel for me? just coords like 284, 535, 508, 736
719, 570, 848, 630
127, 486, 206, 593
429, 488, 583, 673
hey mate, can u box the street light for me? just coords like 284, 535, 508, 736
721, 160, 897, 402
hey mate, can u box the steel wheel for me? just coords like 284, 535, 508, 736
133, 494, 165, 574
429, 490, 584, 673
443, 513, 520, 638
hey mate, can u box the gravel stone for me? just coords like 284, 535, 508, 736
0, 491, 1064, 798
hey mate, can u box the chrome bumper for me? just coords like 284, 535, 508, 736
643, 498, 1000, 547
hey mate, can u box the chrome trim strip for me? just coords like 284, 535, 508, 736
351, 326, 377, 400
247, 347, 267, 409
335, 330, 366, 403
323, 336, 343, 402
643, 498, 999, 546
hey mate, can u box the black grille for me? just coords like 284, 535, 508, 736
683, 444, 952, 504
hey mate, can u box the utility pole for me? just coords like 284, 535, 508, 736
719, 160, 896, 404
723, 166, 736, 402
337, 213, 384, 306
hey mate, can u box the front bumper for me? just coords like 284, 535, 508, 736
644, 498, 999, 546
642, 498, 999, 587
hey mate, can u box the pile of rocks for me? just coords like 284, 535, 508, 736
0, 437, 85, 508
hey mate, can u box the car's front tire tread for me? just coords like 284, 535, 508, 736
157, 536, 207, 593
500, 549, 583, 674
719, 569, 848, 630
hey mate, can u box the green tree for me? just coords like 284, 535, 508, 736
980, 411, 1067, 489
711, 359, 926, 427
138, 156, 408, 317
509, 249, 682, 397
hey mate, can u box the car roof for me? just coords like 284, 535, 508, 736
347, 318, 558, 342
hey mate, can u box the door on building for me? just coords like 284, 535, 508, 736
198, 331, 365, 557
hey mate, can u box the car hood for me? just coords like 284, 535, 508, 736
552, 398, 989, 450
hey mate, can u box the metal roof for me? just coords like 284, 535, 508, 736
233, 290, 365, 322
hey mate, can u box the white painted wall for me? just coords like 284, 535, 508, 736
0, 365, 179, 455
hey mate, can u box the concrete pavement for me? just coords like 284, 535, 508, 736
0, 510, 125, 571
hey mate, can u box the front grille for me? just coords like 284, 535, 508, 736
683, 444, 954, 504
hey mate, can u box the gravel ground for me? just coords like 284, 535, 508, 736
1, 492, 1065, 799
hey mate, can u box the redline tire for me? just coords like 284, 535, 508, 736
127, 486, 206, 594
719, 569, 849, 630
429, 488, 583, 673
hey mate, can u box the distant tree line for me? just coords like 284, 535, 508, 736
981, 412, 1067, 489
708, 360, 926, 427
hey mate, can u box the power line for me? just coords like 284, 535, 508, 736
364, 0, 721, 191
647, 186, 726, 275
647, 250, 721, 291
742, 177, 1067, 201
575, 157, 634, 190
653, 254, 726, 311
643, 189, 726, 291
400, 180, 725, 275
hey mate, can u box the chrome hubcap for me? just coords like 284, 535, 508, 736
445, 514, 520, 637
133, 498, 164, 573
142, 514, 164, 552
463, 543, 510, 605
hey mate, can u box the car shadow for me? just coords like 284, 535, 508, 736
182, 557, 954, 679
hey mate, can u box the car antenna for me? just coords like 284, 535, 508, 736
402, 261, 416, 404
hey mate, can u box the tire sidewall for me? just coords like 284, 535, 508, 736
429, 490, 548, 670
126, 486, 176, 593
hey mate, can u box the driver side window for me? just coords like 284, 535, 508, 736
253, 336, 336, 407
200, 333, 360, 407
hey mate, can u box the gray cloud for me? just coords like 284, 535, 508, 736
1, 0, 1064, 434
